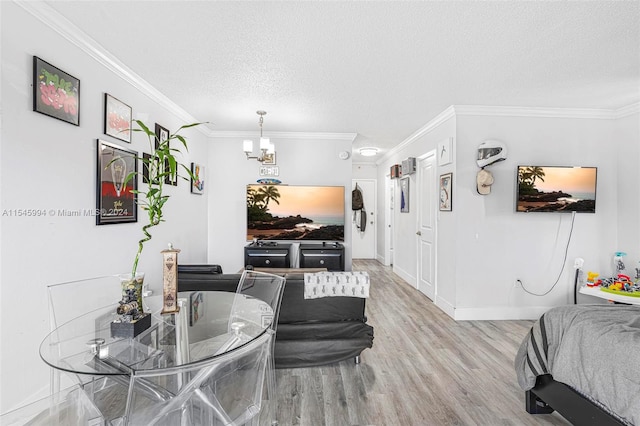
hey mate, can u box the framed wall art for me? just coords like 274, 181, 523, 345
400, 177, 410, 213
155, 123, 176, 186
33, 56, 80, 126
96, 139, 138, 225
191, 162, 205, 195
104, 93, 132, 143
439, 172, 453, 211
437, 137, 453, 166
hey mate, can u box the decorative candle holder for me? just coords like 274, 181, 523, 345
161, 243, 181, 314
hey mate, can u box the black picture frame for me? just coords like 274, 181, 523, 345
104, 93, 132, 143
142, 152, 152, 184
155, 123, 176, 186
96, 139, 138, 225
33, 56, 80, 126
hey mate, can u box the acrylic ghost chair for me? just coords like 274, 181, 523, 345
0, 384, 104, 426
45, 274, 132, 415
4, 275, 120, 424
121, 330, 273, 426
230, 270, 286, 425
120, 270, 285, 426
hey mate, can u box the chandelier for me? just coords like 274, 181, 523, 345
243, 110, 275, 162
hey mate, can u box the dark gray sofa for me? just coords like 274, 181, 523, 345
177, 268, 374, 368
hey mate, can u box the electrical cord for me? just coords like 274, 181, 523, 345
519, 211, 576, 297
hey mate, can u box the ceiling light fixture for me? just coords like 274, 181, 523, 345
359, 147, 378, 157
243, 110, 275, 162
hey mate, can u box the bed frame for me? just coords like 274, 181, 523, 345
526, 374, 626, 425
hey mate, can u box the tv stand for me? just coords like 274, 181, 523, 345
299, 242, 345, 271
244, 242, 291, 268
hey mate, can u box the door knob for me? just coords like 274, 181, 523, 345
416, 231, 422, 236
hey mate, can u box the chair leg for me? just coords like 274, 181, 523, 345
266, 349, 278, 425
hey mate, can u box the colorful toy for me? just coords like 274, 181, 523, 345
599, 273, 640, 295
586, 271, 600, 287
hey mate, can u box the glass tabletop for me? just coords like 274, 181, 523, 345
39, 291, 273, 376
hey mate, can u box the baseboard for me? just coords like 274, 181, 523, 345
452, 306, 552, 321
435, 295, 455, 318
393, 265, 416, 288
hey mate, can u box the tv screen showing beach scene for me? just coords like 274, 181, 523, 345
516, 166, 597, 213
247, 185, 345, 241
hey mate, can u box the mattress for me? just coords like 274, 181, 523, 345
514, 304, 640, 425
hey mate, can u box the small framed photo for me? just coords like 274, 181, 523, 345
439, 173, 453, 211
262, 152, 276, 165
400, 177, 410, 213
96, 139, 138, 225
191, 162, 205, 195
104, 93, 132, 143
33, 56, 80, 126
155, 123, 176, 186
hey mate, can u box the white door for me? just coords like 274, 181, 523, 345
352, 179, 376, 259
384, 176, 395, 266
416, 153, 437, 300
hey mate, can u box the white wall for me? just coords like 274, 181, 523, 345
376, 106, 639, 321
376, 113, 457, 287
207, 136, 353, 273
452, 113, 619, 319
0, 3, 209, 412
352, 163, 377, 180
614, 112, 640, 265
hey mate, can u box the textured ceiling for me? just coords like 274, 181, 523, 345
45, 1, 640, 162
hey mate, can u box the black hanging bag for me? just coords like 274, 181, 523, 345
352, 185, 364, 211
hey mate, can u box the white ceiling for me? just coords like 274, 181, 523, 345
45, 1, 639, 162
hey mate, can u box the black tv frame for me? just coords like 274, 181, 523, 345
515, 165, 598, 214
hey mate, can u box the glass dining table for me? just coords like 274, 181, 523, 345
39, 290, 273, 422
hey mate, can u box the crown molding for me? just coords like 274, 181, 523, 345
16, 1, 210, 136
452, 105, 619, 119
377, 106, 456, 165
208, 131, 357, 141
453, 104, 640, 120
613, 102, 640, 119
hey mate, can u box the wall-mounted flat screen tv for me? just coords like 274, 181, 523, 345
516, 166, 597, 213
247, 185, 345, 241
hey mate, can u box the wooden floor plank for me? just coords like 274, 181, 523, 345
273, 259, 570, 426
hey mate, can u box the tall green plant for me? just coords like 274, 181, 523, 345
126, 120, 202, 277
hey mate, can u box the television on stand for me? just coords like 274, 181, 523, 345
247, 185, 345, 241
516, 166, 597, 213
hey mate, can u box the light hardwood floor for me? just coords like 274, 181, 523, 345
271, 259, 570, 426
